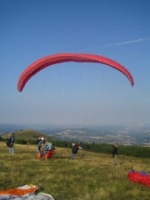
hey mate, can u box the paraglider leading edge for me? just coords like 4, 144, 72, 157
17, 53, 134, 92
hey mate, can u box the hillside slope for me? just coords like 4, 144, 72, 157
1, 129, 53, 141
0, 142, 150, 200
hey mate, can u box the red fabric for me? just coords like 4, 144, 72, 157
18, 53, 134, 92
44, 149, 55, 159
128, 171, 150, 187
37, 149, 55, 159
0, 185, 39, 195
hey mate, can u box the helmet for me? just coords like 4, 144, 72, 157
72, 143, 75, 147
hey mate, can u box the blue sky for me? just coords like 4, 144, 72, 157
0, 0, 150, 127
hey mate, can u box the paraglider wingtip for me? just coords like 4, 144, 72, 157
131, 80, 134, 87
17, 86, 22, 92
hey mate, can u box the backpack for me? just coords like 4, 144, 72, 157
6, 137, 11, 147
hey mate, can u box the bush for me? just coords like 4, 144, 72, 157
0, 136, 3, 141
15, 139, 28, 145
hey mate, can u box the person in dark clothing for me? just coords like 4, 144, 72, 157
69, 142, 83, 160
8, 133, 15, 154
112, 143, 118, 164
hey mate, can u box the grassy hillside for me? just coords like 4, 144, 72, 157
1, 129, 53, 142
0, 142, 150, 200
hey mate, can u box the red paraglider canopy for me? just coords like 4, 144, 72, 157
17, 53, 134, 92
128, 171, 150, 188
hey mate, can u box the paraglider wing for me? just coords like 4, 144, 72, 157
17, 53, 134, 92
128, 171, 150, 187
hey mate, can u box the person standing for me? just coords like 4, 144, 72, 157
112, 143, 118, 165
69, 142, 83, 160
8, 133, 15, 154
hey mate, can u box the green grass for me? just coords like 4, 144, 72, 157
0, 142, 150, 200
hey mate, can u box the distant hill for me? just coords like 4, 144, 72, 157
1, 129, 54, 142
